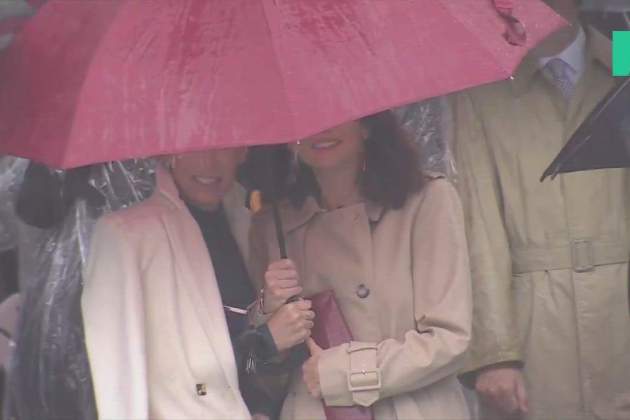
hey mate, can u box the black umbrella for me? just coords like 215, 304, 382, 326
580, 1, 629, 45
581, 0, 630, 13
541, 77, 630, 181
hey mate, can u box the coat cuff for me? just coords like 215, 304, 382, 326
319, 342, 381, 408
465, 349, 522, 373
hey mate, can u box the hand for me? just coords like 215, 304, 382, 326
263, 259, 302, 313
302, 338, 323, 398
475, 366, 529, 415
267, 300, 314, 352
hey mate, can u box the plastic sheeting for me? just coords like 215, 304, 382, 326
4, 160, 155, 420
0, 0, 37, 53
394, 97, 456, 179
0, 157, 27, 254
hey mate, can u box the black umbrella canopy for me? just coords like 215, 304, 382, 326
580, 4, 629, 42
541, 77, 630, 181
581, 0, 630, 13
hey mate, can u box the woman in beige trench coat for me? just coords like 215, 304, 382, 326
249, 111, 472, 420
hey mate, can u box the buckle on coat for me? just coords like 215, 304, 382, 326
347, 368, 382, 392
571, 239, 594, 273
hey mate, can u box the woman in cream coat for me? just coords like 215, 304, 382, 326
250, 111, 472, 420
82, 148, 314, 420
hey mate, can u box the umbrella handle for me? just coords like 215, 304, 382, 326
271, 200, 288, 259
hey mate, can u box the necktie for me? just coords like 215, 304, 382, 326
544, 57, 577, 100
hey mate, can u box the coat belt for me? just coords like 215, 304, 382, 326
511, 239, 629, 274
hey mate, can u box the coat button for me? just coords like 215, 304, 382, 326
196, 383, 207, 396
356, 284, 370, 299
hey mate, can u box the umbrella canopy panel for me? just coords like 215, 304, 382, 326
0, 0, 564, 168
542, 78, 630, 180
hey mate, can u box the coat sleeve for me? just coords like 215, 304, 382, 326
318, 179, 472, 407
451, 92, 522, 375
81, 218, 149, 420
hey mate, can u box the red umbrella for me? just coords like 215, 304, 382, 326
0, 0, 564, 169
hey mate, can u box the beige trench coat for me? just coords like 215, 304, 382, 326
82, 167, 252, 420
452, 28, 630, 420
249, 176, 472, 420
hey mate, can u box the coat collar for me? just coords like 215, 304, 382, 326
151, 166, 246, 395
154, 165, 186, 210
510, 25, 611, 97
278, 171, 447, 232
281, 195, 385, 233
154, 165, 251, 259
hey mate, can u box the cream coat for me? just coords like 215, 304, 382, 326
250, 176, 472, 420
452, 28, 630, 419
82, 167, 252, 420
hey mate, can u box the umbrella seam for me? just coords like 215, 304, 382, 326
260, 0, 297, 141
436, 0, 515, 79
63, 2, 127, 169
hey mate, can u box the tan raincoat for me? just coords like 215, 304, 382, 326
452, 28, 630, 419
249, 175, 472, 420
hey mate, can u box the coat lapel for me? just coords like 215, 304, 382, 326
153, 167, 241, 393
510, 25, 613, 145
565, 30, 613, 143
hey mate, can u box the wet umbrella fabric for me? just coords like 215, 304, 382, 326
0, 0, 563, 168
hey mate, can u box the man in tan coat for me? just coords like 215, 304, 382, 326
452, 1, 630, 419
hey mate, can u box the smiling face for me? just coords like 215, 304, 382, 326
168, 147, 246, 210
290, 120, 367, 171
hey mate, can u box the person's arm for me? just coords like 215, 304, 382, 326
451, 92, 522, 374
81, 218, 149, 420
451, 92, 528, 414
231, 322, 283, 420
247, 215, 313, 354
315, 180, 472, 407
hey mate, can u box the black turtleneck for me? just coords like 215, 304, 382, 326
187, 203, 255, 310
186, 202, 280, 418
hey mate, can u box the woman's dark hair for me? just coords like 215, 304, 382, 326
16, 163, 104, 229
242, 110, 425, 210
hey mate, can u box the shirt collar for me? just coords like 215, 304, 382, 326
538, 25, 587, 77
510, 25, 605, 97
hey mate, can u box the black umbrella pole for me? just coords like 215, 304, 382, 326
271, 200, 288, 259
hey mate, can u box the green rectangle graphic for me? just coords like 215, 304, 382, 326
613, 31, 630, 77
